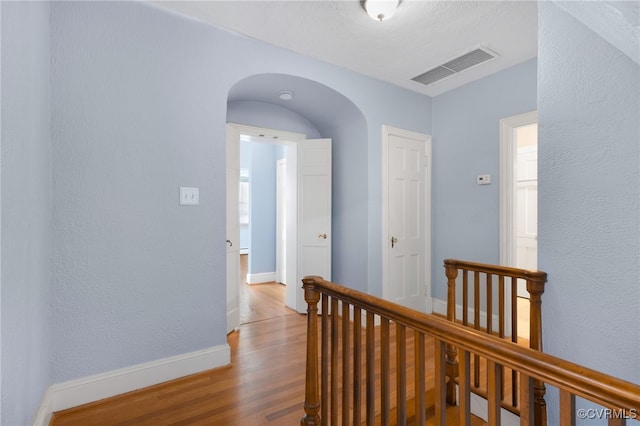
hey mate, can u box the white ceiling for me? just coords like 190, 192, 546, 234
153, 0, 539, 97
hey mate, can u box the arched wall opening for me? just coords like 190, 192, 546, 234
226, 73, 370, 306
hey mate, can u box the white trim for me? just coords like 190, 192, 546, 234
32, 388, 53, 426
227, 123, 306, 142
432, 298, 507, 336
381, 125, 432, 313
239, 248, 248, 255
246, 271, 276, 284
33, 344, 230, 424
499, 110, 537, 268
470, 391, 520, 426
499, 110, 537, 336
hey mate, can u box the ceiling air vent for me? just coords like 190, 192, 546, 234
412, 47, 497, 86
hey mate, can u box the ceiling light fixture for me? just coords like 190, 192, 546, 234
279, 90, 293, 101
363, 0, 399, 22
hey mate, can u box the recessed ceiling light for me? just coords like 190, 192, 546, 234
279, 91, 293, 101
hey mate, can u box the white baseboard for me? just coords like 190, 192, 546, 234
433, 298, 506, 335
246, 271, 276, 284
33, 344, 230, 426
470, 392, 520, 425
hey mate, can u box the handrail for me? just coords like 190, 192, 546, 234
444, 258, 547, 281
444, 258, 548, 424
300, 276, 640, 424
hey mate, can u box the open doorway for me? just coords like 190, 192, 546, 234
500, 111, 538, 340
238, 135, 289, 325
226, 123, 332, 333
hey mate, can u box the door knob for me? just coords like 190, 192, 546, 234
318, 233, 327, 240
391, 236, 398, 248
226, 239, 233, 247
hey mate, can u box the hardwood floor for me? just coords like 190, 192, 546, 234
50, 258, 487, 425
238, 255, 293, 324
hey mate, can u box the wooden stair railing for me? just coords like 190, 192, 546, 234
444, 259, 547, 425
300, 275, 640, 426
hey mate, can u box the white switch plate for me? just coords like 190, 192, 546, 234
477, 174, 491, 185
180, 187, 199, 205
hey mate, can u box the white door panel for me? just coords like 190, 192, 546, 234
297, 138, 332, 312
383, 127, 431, 313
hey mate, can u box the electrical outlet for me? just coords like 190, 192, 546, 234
477, 174, 491, 185
180, 187, 199, 205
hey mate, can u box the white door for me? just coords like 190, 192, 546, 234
296, 138, 332, 312
226, 125, 241, 333
515, 140, 538, 297
276, 159, 287, 285
383, 126, 431, 312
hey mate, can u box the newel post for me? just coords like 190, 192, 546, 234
444, 260, 459, 406
527, 271, 548, 426
300, 277, 321, 426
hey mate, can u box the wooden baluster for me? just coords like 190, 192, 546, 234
444, 260, 459, 405
609, 417, 627, 426
458, 349, 471, 426
487, 360, 503, 426
353, 307, 362, 426
396, 324, 406, 425
499, 275, 505, 338
487, 273, 493, 335
381, 318, 390, 426
301, 279, 321, 426
463, 269, 469, 326
473, 271, 480, 388
342, 302, 350, 425
520, 373, 534, 426
434, 339, 447, 425
331, 298, 339, 425
527, 272, 547, 426
321, 294, 329, 426
414, 331, 426, 426
511, 277, 518, 409
559, 390, 575, 426
366, 312, 375, 426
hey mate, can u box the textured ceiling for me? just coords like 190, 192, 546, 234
153, 0, 539, 97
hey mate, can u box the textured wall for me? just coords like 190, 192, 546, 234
538, 1, 640, 419
1, 2, 52, 424
431, 59, 537, 300
50, 1, 227, 381
48, 0, 431, 386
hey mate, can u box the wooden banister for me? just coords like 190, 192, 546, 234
444, 258, 548, 425
301, 275, 640, 426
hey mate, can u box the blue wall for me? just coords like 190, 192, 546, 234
248, 142, 278, 275
538, 2, 640, 420
431, 59, 537, 300
45, 0, 430, 389
1, 2, 52, 424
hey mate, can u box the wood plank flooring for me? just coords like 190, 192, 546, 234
50, 255, 487, 425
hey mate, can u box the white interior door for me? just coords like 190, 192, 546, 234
226, 125, 241, 333
515, 143, 538, 297
296, 138, 332, 312
383, 126, 431, 313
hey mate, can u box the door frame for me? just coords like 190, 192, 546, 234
499, 110, 537, 336
499, 110, 538, 267
381, 125, 432, 313
226, 124, 307, 331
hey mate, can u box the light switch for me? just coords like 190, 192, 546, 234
180, 187, 199, 205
